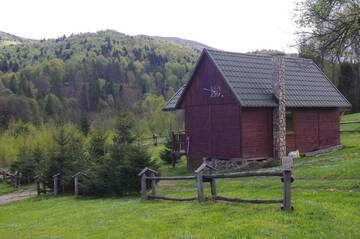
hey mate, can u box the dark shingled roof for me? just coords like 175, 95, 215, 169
163, 85, 185, 111
163, 49, 351, 110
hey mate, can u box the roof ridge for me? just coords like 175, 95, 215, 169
205, 48, 313, 62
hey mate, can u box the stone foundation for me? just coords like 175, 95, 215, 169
187, 157, 279, 171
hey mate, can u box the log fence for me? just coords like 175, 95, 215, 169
340, 120, 360, 132
0, 168, 21, 188
139, 156, 294, 211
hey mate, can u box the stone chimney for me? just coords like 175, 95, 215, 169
272, 53, 286, 160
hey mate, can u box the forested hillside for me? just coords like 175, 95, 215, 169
0, 30, 199, 131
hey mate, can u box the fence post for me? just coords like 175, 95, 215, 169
36, 180, 41, 196
138, 167, 158, 200
53, 173, 60, 196
210, 178, 217, 201
141, 174, 147, 200
72, 172, 88, 198
43, 182, 47, 194
195, 163, 216, 202
151, 172, 156, 197
196, 170, 204, 201
74, 175, 79, 198
282, 156, 294, 211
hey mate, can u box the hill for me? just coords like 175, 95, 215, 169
0, 31, 35, 45
0, 30, 200, 131
0, 113, 359, 238
146, 35, 216, 51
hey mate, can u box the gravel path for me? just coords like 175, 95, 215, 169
0, 190, 37, 205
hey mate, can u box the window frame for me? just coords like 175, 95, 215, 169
286, 111, 295, 134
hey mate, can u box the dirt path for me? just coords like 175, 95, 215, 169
0, 190, 37, 205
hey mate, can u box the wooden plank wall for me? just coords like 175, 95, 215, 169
181, 54, 241, 167
241, 108, 273, 159
293, 108, 340, 153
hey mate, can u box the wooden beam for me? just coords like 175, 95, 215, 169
148, 195, 197, 201
140, 173, 147, 200
53, 176, 59, 196
204, 171, 282, 179
145, 176, 195, 180
340, 120, 360, 124
210, 178, 217, 201
74, 175, 79, 198
215, 196, 282, 204
196, 171, 204, 201
282, 170, 293, 211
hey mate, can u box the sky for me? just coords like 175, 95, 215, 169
0, 0, 300, 53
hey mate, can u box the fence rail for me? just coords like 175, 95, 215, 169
139, 156, 294, 211
145, 176, 195, 180
203, 171, 283, 179
340, 120, 360, 132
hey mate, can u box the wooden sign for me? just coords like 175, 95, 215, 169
203, 86, 223, 98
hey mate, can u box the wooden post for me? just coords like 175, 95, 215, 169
36, 181, 41, 196
53, 173, 60, 196
210, 178, 217, 200
53, 176, 58, 196
283, 170, 292, 211
282, 156, 293, 211
18, 173, 22, 187
140, 174, 147, 200
195, 163, 216, 202
196, 171, 204, 201
138, 167, 158, 200
74, 175, 79, 198
151, 172, 156, 197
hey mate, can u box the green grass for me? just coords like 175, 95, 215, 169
1, 115, 360, 238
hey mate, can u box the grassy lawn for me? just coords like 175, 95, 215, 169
0, 114, 359, 238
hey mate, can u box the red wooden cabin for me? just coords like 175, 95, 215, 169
164, 49, 351, 169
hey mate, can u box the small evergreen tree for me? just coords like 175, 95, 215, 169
88, 130, 107, 160
160, 136, 179, 167
47, 123, 84, 190
82, 113, 158, 196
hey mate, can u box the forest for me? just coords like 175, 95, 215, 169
0, 30, 197, 167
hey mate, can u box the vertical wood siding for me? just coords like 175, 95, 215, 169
292, 108, 340, 153
241, 108, 273, 158
181, 54, 241, 166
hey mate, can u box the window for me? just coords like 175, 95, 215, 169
286, 112, 294, 133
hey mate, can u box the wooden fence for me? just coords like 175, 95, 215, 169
138, 157, 294, 211
0, 168, 21, 187
340, 120, 360, 132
